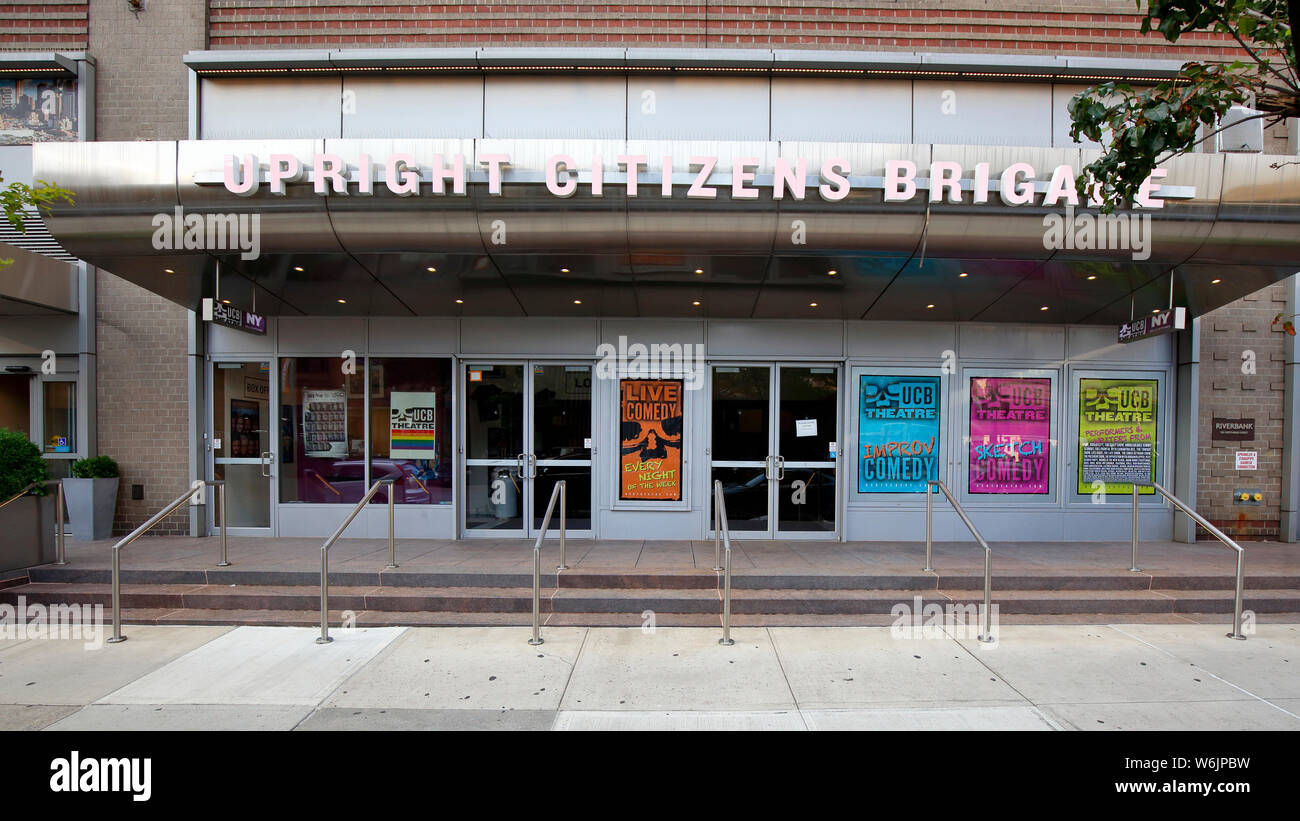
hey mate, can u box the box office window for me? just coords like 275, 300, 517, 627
369, 358, 453, 505
279, 357, 366, 504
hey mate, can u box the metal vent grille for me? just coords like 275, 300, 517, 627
0, 209, 76, 262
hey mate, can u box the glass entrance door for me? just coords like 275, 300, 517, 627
209, 360, 275, 535
463, 362, 593, 538
709, 364, 839, 539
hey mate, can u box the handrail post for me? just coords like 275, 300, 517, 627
924, 482, 934, 572
925, 480, 994, 644
557, 480, 568, 571
1149, 481, 1248, 641
316, 479, 396, 645
1129, 484, 1140, 572
1230, 549, 1246, 640
107, 545, 124, 643
712, 480, 723, 571
528, 480, 564, 646
53, 480, 67, 565
715, 480, 735, 646
106, 484, 205, 644
529, 541, 543, 645
980, 547, 993, 643
317, 545, 331, 644
214, 481, 230, 567
385, 479, 397, 569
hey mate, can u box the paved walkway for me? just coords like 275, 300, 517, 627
2, 624, 1297, 730
38, 535, 1300, 578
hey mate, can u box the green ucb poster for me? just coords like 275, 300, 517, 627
1077, 378, 1158, 495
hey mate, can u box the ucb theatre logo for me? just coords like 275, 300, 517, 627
391, 406, 434, 425
49, 751, 151, 802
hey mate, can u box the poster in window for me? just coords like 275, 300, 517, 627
389, 391, 437, 460
619, 379, 683, 501
229, 399, 261, 459
968, 377, 1051, 494
302, 388, 347, 458
1077, 378, 1158, 495
857, 375, 941, 493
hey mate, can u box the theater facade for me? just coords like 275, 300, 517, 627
31, 48, 1300, 544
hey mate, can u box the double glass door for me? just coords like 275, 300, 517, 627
463, 362, 593, 537
710, 364, 839, 539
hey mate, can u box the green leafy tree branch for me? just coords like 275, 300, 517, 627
0, 173, 76, 269
1069, 1, 1298, 212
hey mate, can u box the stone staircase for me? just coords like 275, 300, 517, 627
3, 563, 1298, 627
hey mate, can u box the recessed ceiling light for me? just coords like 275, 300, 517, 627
1087, 275, 1097, 280
958, 272, 968, 278
455, 299, 464, 304
1152, 308, 1160, 314
809, 302, 818, 307
163, 268, 174, 274
561, 268, 570, 273
293, 266, 304, 272
221, 299, 231, 304
827, 270, 837, 276
573, 299, 582, 305
1040, 306, 1049, 311
692, 300, 701, 306
1211, 278, 1221, 284
694, 269, 703, 275
426, 266, 436, 273
926, 303, 935, 309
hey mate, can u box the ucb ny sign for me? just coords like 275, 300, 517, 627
1119, 307, 1185, 344
202, 297, 266, 336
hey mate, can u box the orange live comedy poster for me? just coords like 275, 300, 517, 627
619, 379, 684, 501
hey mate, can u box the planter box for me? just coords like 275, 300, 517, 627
0, 495, 56, 572
63, 477, 119, 541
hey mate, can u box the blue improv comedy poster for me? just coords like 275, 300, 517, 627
857, 375, 942, 493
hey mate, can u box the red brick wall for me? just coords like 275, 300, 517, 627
0, 1, 89, 51
1197, 283, 1288, 540
204, 1, 1242, 57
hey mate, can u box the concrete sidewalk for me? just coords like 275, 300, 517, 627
1, 623, 1297, 731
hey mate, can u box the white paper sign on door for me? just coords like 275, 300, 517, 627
795, 419, 818, 437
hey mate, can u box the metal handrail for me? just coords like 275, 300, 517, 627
317, 478, 397, 644
108, 480, 228, 643
713, 479, 734, 646
924, 480, 994, 643
1132, 480, 1247, 640
529, 480, 566, 646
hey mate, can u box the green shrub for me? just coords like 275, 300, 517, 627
71, 455, 119, 479
0, 428, 48, 499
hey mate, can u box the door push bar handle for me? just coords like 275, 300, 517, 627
515, 453, 527, 479
775, 455, 786, 480
260, 451, 274, 478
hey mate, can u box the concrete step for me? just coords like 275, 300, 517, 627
5, 582, 1299, 616
51, 608, 1300, 630
26, 565, 1300, 591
